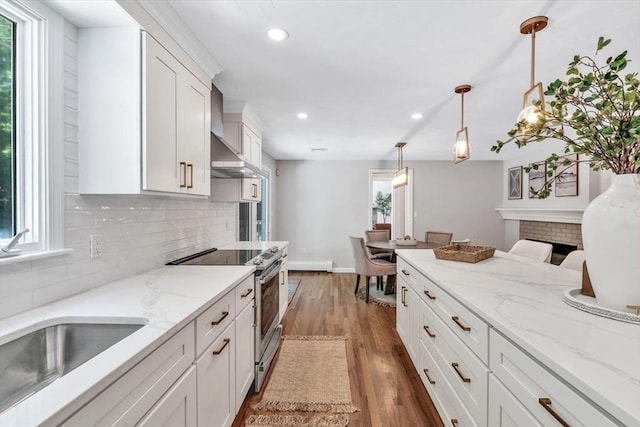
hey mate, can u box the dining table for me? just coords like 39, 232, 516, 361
365, 240, 445, 294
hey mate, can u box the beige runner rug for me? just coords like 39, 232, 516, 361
248, 335, 358, 427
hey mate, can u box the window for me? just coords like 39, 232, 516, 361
0, 14, 15, 239
0, 0, 63, 254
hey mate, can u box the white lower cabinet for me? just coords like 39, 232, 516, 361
488, 374, 541, 427
278, 248, 289, 323
396, 276, 420, 366
137, 367, 197, 427
235, 303, 255, 412
197, 322, 236, 427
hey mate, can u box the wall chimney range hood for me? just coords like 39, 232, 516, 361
210, 133, 267, 179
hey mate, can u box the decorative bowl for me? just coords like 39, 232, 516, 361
396, 239, 417, 246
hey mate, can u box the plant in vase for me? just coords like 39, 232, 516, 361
492, 37, 640, 313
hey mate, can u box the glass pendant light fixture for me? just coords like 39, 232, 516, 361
453, 84, 471, 164
392, 142, 408, 189
518, 16, 548, 138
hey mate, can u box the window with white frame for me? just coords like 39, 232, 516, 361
0, 0, 63, 253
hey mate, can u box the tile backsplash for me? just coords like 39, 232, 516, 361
0, 20, 237, 320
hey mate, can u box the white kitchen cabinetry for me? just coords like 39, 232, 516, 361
397, 254, 625, 427
278, 247, 289, 323
222, 113, 263, 202
79, 28, 210, 196
137, 367, 197, 427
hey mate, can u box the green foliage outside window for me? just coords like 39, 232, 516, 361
0, 14, 14, 238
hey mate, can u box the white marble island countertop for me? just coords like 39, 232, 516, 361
396, 249, 640, 427
0, 264, 255, 426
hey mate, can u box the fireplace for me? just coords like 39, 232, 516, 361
519, 220, 582, 265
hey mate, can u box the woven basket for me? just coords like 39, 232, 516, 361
433, 244, 495, 263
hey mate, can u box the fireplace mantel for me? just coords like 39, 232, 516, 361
495, 208, 584, 224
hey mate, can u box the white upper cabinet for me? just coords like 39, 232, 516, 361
79, 29, 211, 196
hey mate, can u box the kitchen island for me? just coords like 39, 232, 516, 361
0, 264, 255, 426
396, 249, 640, 427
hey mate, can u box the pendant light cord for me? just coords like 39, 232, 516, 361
530, 27, 536, 87
460, 91, 465, 129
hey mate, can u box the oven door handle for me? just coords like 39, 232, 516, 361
258, 260, 282, 285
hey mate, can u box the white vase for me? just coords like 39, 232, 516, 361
582, 173, 640, 312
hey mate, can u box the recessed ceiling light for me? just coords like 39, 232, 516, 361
267, 27, 289, 41
411, 113, 423, 120
311, 147, 328, 152
297, 112, 308, 119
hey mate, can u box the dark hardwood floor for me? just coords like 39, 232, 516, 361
232, 272, 444, 427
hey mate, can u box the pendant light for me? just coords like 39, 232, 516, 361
392, 142, 408, 188
453, 84, 471, 164
518, 16, 548, 138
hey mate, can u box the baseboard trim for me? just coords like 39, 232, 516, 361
332, 268, 355, 273
288, 261, 333, 272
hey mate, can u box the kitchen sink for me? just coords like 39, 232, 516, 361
0, 320, 145, 413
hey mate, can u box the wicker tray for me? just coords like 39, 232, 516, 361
433, 244, 495, 263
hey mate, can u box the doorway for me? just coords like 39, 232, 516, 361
368, 169, 413, 239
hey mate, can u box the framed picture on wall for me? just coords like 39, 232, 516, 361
508, 166, 522, 200
528, 161, 546, 198
555, 154, 579, 197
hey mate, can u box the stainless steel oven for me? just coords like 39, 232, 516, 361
166, 245, 284, 393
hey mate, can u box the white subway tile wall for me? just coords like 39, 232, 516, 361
0, 21, 237, 319
519, 221, 584, 250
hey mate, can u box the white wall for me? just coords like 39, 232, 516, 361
0, 20, 236, 319
274, 160, 504, 270
262, 152, 277, 241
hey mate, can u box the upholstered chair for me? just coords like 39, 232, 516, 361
425, 231, 453, 245
559, 250, 585, 272
508, 239, 553, 263
364, 229, 393, 260
349, 237, 397, 302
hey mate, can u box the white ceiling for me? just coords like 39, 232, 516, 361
57, 0, 640, 162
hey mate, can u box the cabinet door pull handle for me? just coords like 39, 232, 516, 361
241, 288, 253, 297
252, 183, 258, 198
186, 163, 193, 188
179, 162, 187, 188
211, 310, 229, 325
451, 362, 471, 383
400, 286, 406, 305
423, 325, 436, 338
402, 287, 408, 307
212, 338, 230, 355
423, 289, 436, 300
538, 398, 570, 427
402, 269, 410, 276
450, 419, 458, 427
423, 368, 436, 384
451, 316, 471, 332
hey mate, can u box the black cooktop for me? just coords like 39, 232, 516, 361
167, 248, 263, 266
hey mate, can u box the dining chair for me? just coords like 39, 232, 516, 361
349, 236, 397, 303
508, 239, 553, 263
365, 229, 393, 260
559, 250, 585, 272
425, 231, 453, 245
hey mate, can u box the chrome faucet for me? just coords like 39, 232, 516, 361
1, 228, 30, 253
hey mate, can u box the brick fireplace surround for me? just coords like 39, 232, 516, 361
519, 220, 584, 250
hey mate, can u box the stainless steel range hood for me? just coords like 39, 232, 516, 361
211, 133, 267, 179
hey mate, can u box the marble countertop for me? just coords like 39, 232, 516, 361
220, 241, 289, 251
0, 265, 255, 426
396, 249, 640, 427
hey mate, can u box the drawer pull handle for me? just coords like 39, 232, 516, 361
423, 325, 436, 338
402, 269, 410, 276
402, 287, 408, 307
538, 398, 570, 427
451, 362, 471, 383
186, 163, 193, 188
451, 419, 458, 427
423, 289, 436, 300
179, 162, 187, 188
212, 338, 230, 355
241, 288, 253, 297
423, 368, 436, 384
211, 310, 229, 326
451, 316, 471, 332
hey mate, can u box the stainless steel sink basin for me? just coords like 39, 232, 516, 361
0, 321, 145, 413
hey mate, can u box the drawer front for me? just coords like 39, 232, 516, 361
63, 322, 195, 426
422, 276, 488, 364
420, 340, 479, 427
421, 300, 489, 427
488, 374, 542, 427
234, 275, 255, 313
196, 289, 235, 357
490, 330, 618, 427
397, 258, 421, 292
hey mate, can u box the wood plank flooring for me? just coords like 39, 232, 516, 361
232, 272, 444, 427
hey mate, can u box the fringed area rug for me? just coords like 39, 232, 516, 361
252, 336, 358, 419
246, 414, 349, 427
356, 280, 396, 307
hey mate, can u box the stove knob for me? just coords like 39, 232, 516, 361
253, 256, 263, 265
270, 246, 278, 253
